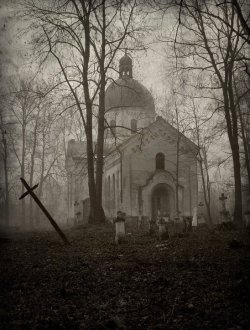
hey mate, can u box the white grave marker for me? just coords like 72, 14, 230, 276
114, 211, 126, 244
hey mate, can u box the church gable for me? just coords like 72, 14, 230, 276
116, 116, 198, 194
120, 116, 198, 157
104, 115, 198, 188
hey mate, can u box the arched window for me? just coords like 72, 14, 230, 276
110, 120, 116, 135
156, 153, 165, 170
131, 119, 137, 133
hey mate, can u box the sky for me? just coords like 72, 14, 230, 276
0, 1, 171, 94
0, 0, 235, 187
0, 0, 30, 80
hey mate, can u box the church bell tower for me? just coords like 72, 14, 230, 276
119, 51, 133, 78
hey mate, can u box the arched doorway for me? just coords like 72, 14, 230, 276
151, 183, 174, 219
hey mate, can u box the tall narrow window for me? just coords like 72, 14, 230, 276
131, 119, 137, 133
156, 152, 165, 170
110, 120, 116, 135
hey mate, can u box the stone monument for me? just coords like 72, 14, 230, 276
114, 211, 126, 244
219, 193, 230, 222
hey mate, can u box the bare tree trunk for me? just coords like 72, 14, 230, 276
86, 127, 98, 222
174, 101, 180, 216
81, 5, 105, 223
239, 109, 250, 193
21, 118, 26, 226
29, 111, 39, 227
202, 148, 213, 226
94, 94, 106, 222
232, 0, 250, 40
231, 138, 243, 222
94, 2, 107, 223
223, 78, 243, 223
192, 100, 213, 226
196, 153, 212, 226
82, 9, 100, 223
1, 127, 9, 225
25, 0, 138, 225
36, 132, 46, 225
199, 7, 243, 224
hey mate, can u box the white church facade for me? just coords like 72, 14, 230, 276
66, 54, 198, 226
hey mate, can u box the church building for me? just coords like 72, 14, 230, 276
66, 54, 198, 226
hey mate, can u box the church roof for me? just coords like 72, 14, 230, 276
105, 116, 198, 157
105, 77, 155, 113
119, 54, 132, 66
105, 53, 155, 113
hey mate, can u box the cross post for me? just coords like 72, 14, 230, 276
19, 178, 70, 245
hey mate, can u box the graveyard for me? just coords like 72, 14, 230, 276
1, 1, 250, 329
1, 223, 250, 330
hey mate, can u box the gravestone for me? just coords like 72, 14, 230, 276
157, 217, 168, 240
183, 216, 193, 232
192, 206, 198, 226
114, 211, 126, 244
219, 193, 230, 222
197, 202, 206, 226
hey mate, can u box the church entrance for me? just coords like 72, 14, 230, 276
151, 183, 173, 219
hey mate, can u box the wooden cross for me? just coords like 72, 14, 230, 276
19, 177, 70, 245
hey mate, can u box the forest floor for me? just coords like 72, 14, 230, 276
1, 223, 250, 330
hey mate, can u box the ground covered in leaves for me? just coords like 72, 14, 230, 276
1, 224, 250, 330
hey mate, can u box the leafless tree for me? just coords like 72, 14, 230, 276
233, 73, 250, 193
24, 0, 142, 223
0, 110, 10, 224
190, 99, 214, 225
157, 0, 250, 224
7, 79, 39, 225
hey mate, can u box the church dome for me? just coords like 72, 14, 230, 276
105, 77, 155, 113
105, 53, 155, 113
